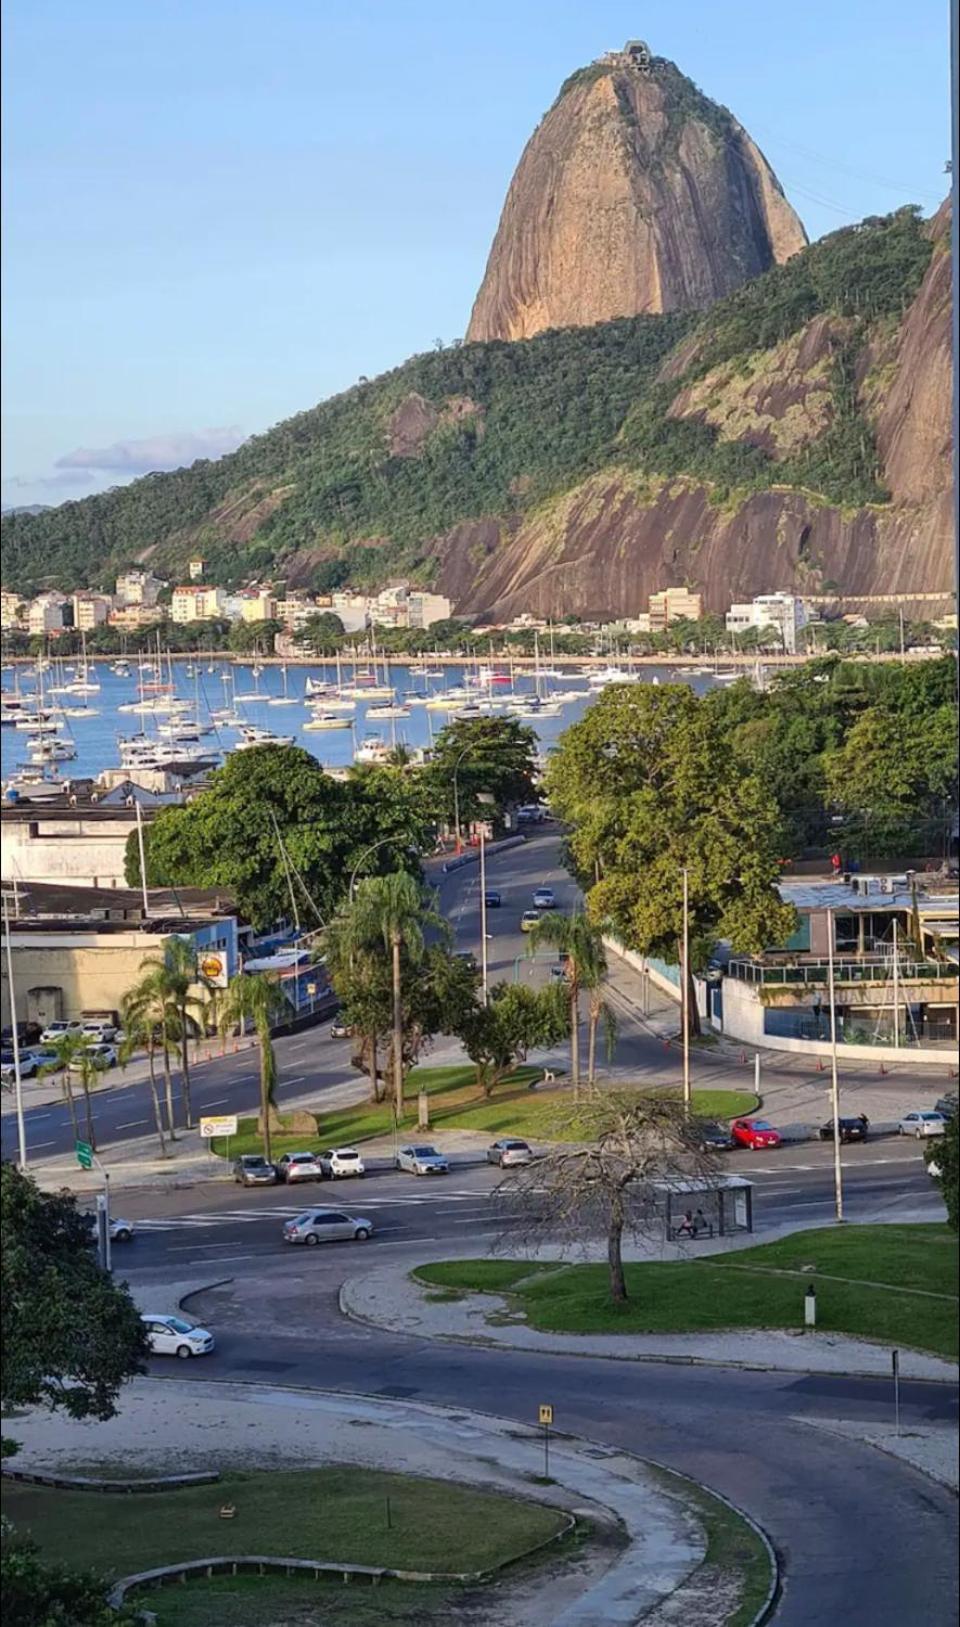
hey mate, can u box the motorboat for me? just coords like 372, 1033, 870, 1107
303, 712, 352, 731
353, 734, 392, 764
234, 726, 295, 750
587, 666, 641, 688
365, 702, 411, 719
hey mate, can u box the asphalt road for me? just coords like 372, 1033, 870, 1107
3, 830, 951, 1165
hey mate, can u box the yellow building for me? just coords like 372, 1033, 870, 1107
648, 588, 703, 630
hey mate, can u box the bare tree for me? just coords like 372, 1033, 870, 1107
496, 1092, 719, 1303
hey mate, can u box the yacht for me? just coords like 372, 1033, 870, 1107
587, 665, 641, 688
234, 726, 295, 750
353, 734, 392, 764
303, 712, 352, 731
365, 702, 411, 719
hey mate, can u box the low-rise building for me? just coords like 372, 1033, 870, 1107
27, 592, 69, 636
72, 593, 112, 630
115, 570, 163, 607
108, 603, 167, 631
648, 588, 702, 630
1, 591, 26, 630
240, 589, 277, 623
2, 782, 182, 890
170, 585, 224, 623
726, 592, 809, 653
407, 590, 452, 629
276, 594, 317, 630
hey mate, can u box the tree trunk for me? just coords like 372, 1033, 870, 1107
260, 1052, 273, 1166
81, 1072, 97, 1152
369, 1031, 382, 1103
686, 962, 702, 1039
607, 1191, 627, 1303
179, 1005, 194, 1128
146, 1047, 168, 1157
161, 1047, 178, 1140
587, 1007, 598, 1087
569, 987, 581, 1100
61, 1074, 79, 1141
391, 932, 404, 1122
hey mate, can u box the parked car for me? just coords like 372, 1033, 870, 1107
934, 1092, 957, 1120
483, 889, 502, 908
282, 1209, 374, 1245
395, 1144, 449, 1176
329, 1020, 353, 1040
0, 1052, 39, 1081
818, 1115, 869, 1143
532, 887, 556, 909
275, 1151, 324, 1183
68, 1043, 117, 1071
520, 910, 542, 933
549, 963, 566, 981
319, 1147, 365, 1179
40, 1020, 84, 1044
80, 1020, 119, 1043
487, 1138, 534, 1168
699, 1121, 735, 1152
898, 1111, 947, 1139
730, 1118, 782, 1150
2, 1021, 42, 1047
141, 1313, 215, 1358
233, 1154, 277, 1186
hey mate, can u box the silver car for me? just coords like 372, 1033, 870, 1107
282, 1209, 374, 1245
487, 1138, 534, 1168
898, 1111, 947, 1138
395, 1144, 449, 1176
275, 1151, 324, 1183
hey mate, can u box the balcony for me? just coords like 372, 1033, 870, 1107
726, 956, 957, 988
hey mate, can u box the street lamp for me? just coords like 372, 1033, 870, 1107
348, 837, 405, 900
451, 744, 473, 855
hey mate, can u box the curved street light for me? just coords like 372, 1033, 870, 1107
348, 836, 407, 901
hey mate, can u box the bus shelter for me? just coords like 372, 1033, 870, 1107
655, 1176, 754, 1241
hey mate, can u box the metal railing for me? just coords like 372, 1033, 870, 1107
727, 957, 957, 987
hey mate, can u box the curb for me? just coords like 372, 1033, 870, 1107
793, 1416, 960, 1497
2, 1467, 218, 1493
647, 1459, 780, 1627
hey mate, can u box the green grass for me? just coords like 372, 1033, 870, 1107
413, 1225, 959, 1358
1, 1466, 567, 1581
652, 1470, 773, 1627
212, 1065, 757, 1157
148, 1574, 461, 1627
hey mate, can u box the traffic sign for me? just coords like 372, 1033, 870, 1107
200, 1115, 238, 1139
75, 1140, 94, 1169
538, 1404, 553, 1426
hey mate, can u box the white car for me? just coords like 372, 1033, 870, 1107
532, 887, 556, 909
141, 1314, 215, 1358
395, 1144, 449, 1176
69, 1043, 118, 1071
898, 1111, 947, 1139
80, 1020, 119, 1043
89, 1214, 135, 1243
319, 1147, 365, 1179
40, 1021, 84, 1044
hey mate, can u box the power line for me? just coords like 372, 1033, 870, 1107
754, 124, 943, 204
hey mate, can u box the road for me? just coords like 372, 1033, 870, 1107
3, 830, 951, 1165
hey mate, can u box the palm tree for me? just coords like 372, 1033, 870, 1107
118, 997, 168, 1157
122, 968, 182, 1138
135, 939, 208, 1128
218, 972, 291, 1165
344, 873, 441, 1120
39, 1031, 106, 1150
38, 1032, 85, 1144
586, 984, 619, 1089
528, 911, 610, 1099
323, 913, 388, 1104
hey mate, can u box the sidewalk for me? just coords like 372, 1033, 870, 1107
6, 1375, 711, 1627
339, 1256, 959, 1383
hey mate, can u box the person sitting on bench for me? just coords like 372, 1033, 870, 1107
676, 1209, 695, 1238
692, 1208, 709, 1237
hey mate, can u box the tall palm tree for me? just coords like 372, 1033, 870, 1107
323, 913, 388, 1104
586, 984, 619, 1089
344, 873, 440, 1120
118, 997, 168, 1157
528, 910, 609, 1099
218, 972, 291, 1165
122, 968, 182, 1138
38, 1032, 86, 1144
135, 939, 208, 1129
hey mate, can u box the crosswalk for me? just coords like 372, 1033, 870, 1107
132, 1190, 493, 1231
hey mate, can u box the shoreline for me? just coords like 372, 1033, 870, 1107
2, 649, 945, 670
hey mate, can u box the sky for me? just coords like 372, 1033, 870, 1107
1, 0, 951, 510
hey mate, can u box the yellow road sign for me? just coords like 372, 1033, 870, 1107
538, 1404, 553, 1426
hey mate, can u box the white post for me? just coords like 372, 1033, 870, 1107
754, 1052, 761, 1099
2, 892, 28, 1169
827, 910, 844, 1223
479, 827, 489, 1005
134, 800, 149, 917
681, 867, 691, 1114
891, 918, 900, 1050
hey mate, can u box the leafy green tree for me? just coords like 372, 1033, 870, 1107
424, 716, 539, 832
228, 617, 282, 653
218, 972, 291, 1164
1, 1525, 142, 1626
120, 967, 183, 1139
455, 982, 567, 1097
926, 1113, 958, 1232
527, 911, 610, 1097
295, 611, 346, 654
1, 1166, 148, 1425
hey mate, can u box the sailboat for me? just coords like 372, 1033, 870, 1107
267, 663, 298, 706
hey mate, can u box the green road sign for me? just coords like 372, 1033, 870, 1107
75, 1140, 94, 1169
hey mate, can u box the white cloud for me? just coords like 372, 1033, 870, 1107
54, 425, 247, 475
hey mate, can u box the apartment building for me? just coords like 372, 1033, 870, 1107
72, 593, 112, 630
115, 570, 163, 607
27, 593, 69, 636
170, 585, 225, 623
648, 588, 703, 630
726, 592, 810, 653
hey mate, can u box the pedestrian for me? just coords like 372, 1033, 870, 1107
676, 1210, 694, 1238
692, 1208, 708, 1236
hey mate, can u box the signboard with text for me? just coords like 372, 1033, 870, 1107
199, 1115, 238, 1139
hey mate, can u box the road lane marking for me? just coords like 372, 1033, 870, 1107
116, 1119, 149, 1129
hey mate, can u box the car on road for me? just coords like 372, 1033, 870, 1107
520, 910, 542, 933
233, 1154, 277, 1186
898, 1111, 947, 1139
275, 1151, 324, 1183
396, 1144, 449, 1176
89, 1214, 135, 1243
532, 887, 556, 909
283, 1209, 374, 1245
934, 1092, 957, 1120
319, 1147, 365, 1179
68, 1042, 118, 1071
730, 1118, 782, 1151
487, 1138, 534, 1168
698, 1121, 735, 1151
329, 1020, 353, 1040
819, 1115, 869, 1143
40, 1020, 85, 1044
483, 889, 502, 908
141, 1313, 215, 1358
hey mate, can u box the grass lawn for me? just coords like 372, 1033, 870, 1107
652, 1468, 773, 1627
414, 1225, 959, 1358
147, 1575, 464, 1626
1, 1466, 567, 1582
212, 1064, 757, 1158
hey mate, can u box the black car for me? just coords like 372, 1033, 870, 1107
818, 1115, 869, 1143
483, 890, 501, 908
1, 1021, 42, 1048
233, 1154, 277, 1186
699, 1121, 735, 1151
934, 1093, 957, 1120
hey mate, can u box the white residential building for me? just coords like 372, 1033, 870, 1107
331, 593, 371, 634
407, 591, 452, 629
72, 593, 112, 630
726, 592, 810, 653
276, 595, 317, 630
27, 593, 68, 636
115, 570, 162, 607
170, 585, 225, 623
1, 591, 26, 630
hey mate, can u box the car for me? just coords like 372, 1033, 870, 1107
141, 1313, 215, 1358
898, 1111, 947, 1139
395, 1144, 449, 1176
275, 1151, 324, 1183
329, 1020, 353, 1040
487, 1138, 534, 1168
532, 888, 556, 909
483, 889, 502, 908
520, 910, 542, 933
0, 1053, 38, 1081
549, 963, 566, 981
282, 1209, 374, 1245
89, 1214, 135, 1243
68, 1043, 117, 1071
40, 1020, 84, 1044
2, 1021, 42, 1047
80, 1020, 119, 1043
934, 1093, 958, 1120
233, 1153, 277, 1186
453, 950, 476, 965
818, 1115, 869, 1143
516, 805, 545, 824
730, 1118, 782, 1150
699, 1120, 735, 1151
319, 1147, 366, 1179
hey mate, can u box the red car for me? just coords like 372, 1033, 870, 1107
730, 1118, 782, 1150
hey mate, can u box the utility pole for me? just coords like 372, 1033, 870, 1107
2, 891, 28, 1169
891, 917, 900, 1049
681, 867, 691, 1114
827, 910, 844, 1222
479, 826, 489, 1004
134, 799, 149, 918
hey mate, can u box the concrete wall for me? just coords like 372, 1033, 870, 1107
2, 819, 133, 888
1, 932, 172, 1025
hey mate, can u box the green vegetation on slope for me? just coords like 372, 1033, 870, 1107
414, 1225, 958, 1356
1, 208, 933, 593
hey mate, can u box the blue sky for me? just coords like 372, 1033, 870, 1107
1, 0, 950, 509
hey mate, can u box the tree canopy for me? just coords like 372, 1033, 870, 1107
423, 716, 540, 827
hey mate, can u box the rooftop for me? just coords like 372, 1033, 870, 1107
778, 878, 959, 915
1, 878, 237, 930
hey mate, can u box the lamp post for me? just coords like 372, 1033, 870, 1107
681, 866, 691, 1114
348, 837, 404, 901
827, 909, 844, 1223
451, 745, 472, 855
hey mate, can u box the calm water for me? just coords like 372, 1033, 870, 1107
1, 659, 718, 782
